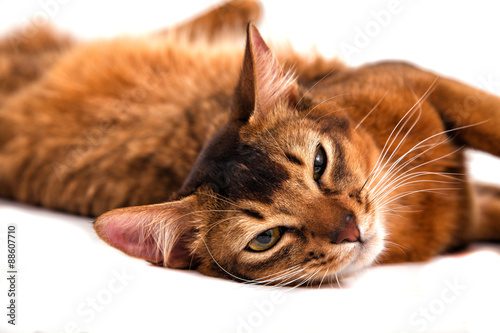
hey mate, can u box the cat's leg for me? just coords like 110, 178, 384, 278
400, 63, 500, 243
159, 0, 262, 41
361, 62, 500, 264
372, 62, 500, 158
429, 76, 500, 158
470, 183, 500, 242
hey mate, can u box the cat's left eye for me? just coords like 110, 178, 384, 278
313, 145, 327, 181
247, 227, 282, 252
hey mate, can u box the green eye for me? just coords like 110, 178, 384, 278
247, 228, 282, 252
313, 145, 327, 181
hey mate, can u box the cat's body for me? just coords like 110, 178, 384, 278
1, 1, 500, 285
0, 2, 335, 216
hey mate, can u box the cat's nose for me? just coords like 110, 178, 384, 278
331, 214, 360, 244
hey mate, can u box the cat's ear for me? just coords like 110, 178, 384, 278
232, 23, 299, 122
93, 196, 200, 269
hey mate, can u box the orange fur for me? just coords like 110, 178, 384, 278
1, 1, 499, 285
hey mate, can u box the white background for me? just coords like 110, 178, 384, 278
1, 1, 500, 332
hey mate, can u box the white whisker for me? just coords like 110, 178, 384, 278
335, 273, 343, 289
303, 93, 350, 119
364, 79, 438, 192
354, 91, 388, 130
318, 267, 330, 289
370, 145, 464, 204
200, 236, 254, 284
294, 66, 341, 110
377, 187, 458, 210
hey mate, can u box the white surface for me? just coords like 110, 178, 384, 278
0, 200, 500, 333
1, 1, 500, 332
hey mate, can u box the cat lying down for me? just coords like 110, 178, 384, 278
1, 0, 499, 286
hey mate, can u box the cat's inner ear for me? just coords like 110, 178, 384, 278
93, 196, 200, 269
232, 23, 299, 122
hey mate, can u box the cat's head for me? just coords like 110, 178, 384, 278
94, 24, 384, 285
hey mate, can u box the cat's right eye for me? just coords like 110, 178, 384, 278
313, 145, 327, 181
246, 227, 283, 252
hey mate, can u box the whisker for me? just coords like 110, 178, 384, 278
252, 265, 302, 284
373, 169, 463, 198
384, 240, 410, 255
294, 66, 341, 110
372, 178, 458, 207
367, 107, 423, 192
335, 273, 343, 289
354, 90, 388, 130
290, 269, 321, 290
368, 121, 478, 197
367, 119, 483, 210
279, 271, 311, 288
318, 267, 330, 289
368, 136, 448, 196
199, 237, 254, 284
364, 79, 438, 192
364, 104, 420, 192
264, 127, 288, 160
370, 145, 464, 203
307, 270, 322, 288
303, 93, 350, 119
377, 187, 459, 210
197, 192, 247, 210
310, 106, 356, 123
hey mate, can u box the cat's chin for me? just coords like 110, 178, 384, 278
340, 233, 385, 278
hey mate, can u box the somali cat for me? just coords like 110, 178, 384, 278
1, 1, 500, 285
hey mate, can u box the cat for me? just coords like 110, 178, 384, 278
1, 0, 500, 286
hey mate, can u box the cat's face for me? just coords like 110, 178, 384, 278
180, 102, 384, 284
94, 24, 385, 285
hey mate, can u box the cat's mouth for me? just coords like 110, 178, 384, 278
303, 225, 385, 286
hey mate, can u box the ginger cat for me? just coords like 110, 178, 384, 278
1, 1, 499, 285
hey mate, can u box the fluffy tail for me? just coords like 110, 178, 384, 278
471, 183, 500, 241
158, 0, 262, 41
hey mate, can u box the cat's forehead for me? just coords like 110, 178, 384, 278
178, 121, 291, 204
178, 106, 354, 205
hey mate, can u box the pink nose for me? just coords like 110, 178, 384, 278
331, 214, 360, 244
